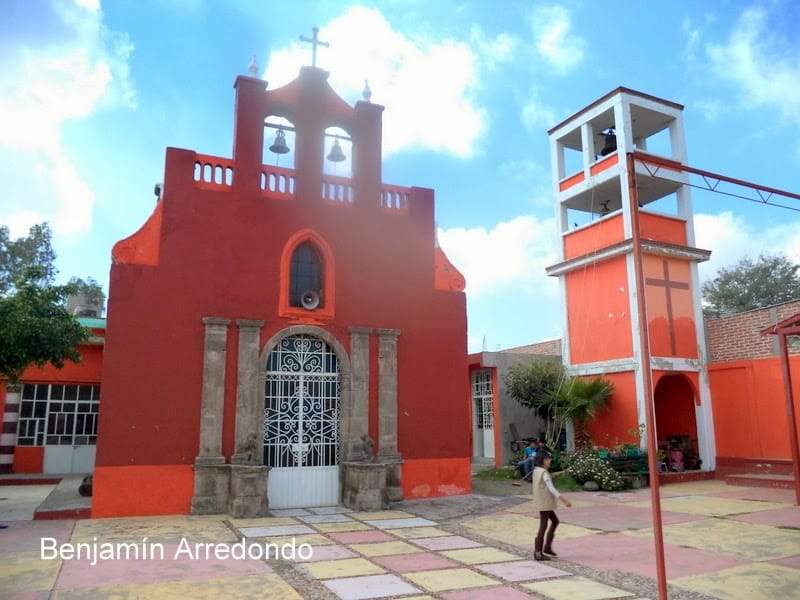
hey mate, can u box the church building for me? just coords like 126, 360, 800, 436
92, 60, 470, 517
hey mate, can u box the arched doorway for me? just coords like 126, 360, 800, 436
264, 334, 341, 508
654, 374, 700, 471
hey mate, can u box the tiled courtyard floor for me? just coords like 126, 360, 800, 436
0, 479, 798, 599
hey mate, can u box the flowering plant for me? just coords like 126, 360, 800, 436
561, 447, 625, 491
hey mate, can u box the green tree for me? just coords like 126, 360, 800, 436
506, 359, 613, 449
702, 254, 800, 317
0, 267, 89, 384
0, 223, 56, 295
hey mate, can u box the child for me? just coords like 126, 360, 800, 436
531, 450, 571, 561
519, 439, 537, 480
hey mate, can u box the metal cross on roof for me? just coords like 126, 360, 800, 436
299, 27, 329, 67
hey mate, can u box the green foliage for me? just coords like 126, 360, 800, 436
474, 466, 518, 481
0, 223, 56, 295
702, 253, 800, 317
0, 267, 89, 383
552, 471, 582, 492
506, 358, 613, 450
562, 447, 625, 491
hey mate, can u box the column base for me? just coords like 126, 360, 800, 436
341, 461, 389, 511
190, 463, 230, 515
228, 464, 269, 518
379, 454, 404, 502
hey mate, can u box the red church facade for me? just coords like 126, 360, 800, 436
93, 66, 470, 517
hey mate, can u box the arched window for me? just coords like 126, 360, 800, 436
279, 229, 335, 321
290, 242, 324, 308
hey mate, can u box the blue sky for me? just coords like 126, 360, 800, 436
2, 0, 800, 352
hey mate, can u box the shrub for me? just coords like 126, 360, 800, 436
562, 447, 625, 491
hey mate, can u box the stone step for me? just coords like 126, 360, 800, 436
724, 473, 796, 489
32, 474, 91, 520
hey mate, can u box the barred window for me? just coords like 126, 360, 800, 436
472, 370, 494, 430
17, 383, 100, 446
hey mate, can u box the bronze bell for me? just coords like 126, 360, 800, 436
326, 139, 346, 162
599, 128, 617, 156
269, 128, 290, 154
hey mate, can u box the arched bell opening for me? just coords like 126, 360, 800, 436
322, 126, 353, 203
262, 116, 297, 196
654, 374, 702, 472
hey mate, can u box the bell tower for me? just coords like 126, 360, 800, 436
545, 88, 716, 471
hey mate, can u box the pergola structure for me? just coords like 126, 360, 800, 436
761, 311, 800, 505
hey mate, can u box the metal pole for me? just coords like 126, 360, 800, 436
777, 332, 800, 505
626, 152, 669, 600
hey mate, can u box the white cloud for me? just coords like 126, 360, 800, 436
0, 0, 134, 238
530, 4, 585, 73
437, 215, 558, 296
694, 211, 800, 281
704, 8, 800, 132
521, 88, 557, 131
264, 6, 511, 158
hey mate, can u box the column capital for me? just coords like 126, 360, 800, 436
236, 319, 264, 329
348, 326, 373, 335
202, 317, 231, 327
376, 328, 400, 338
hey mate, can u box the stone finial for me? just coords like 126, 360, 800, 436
248, 54, 259, 77
362, 79, 372, 101
355, 434, 375, 462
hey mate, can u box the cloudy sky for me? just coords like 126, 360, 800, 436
3, 0, 800, 351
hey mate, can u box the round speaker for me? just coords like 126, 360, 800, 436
301, 290, 320, 310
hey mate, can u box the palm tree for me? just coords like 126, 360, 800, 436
561, 377, 614, 447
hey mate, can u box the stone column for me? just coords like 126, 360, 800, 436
228, 319, 269, 518
345, 327, 371, 460
0, 383, 21, 474
191, 317, 230, 514
377, 328, 403, 501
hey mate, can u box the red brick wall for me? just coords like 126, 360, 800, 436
705, 300, 800, 363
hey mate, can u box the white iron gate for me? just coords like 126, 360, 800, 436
264, 335, 340, 508
472, 370, 495, 459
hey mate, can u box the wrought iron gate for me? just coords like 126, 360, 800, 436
264, 334, 340, 507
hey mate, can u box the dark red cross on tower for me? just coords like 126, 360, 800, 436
645, 259, 690, 355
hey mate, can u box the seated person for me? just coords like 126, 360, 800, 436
517, 439, 538, 480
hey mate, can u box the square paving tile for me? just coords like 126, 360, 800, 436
323, 574, 421, 600
412, 536, 483, 551
770, 554, 800, 570
50, 572, 301, 600
72, 515, 236, 543
229, 516, 299, 528
239, 524, 315, 538
523, 576, 634, 599
300, 557, 385, 580
553, 532, 745, 580
624, 518, 800, 561
270, 508, 312, 517
298, 514, 355, 524
463, 513, 596, 547
672, 563, 800, 600
558, 503, 702, 531
53, 543, 273, 589
364, 517, 437, 530
440, 547, 523, 565
329, 530, 396, 544
391, 527, 451, 539
349, 541, 422, 557
404, 568, 500, 592
309, 506, 352, 515
0, 551, 61, 595
352, 510, 415, 521
475, 560, 571, 582
629, 495, 785, 517
729, 506, 800, 529
314, 522, 372, 533
441, 586, 537, 599
372, 552, 459, 572
262, 533, 334, 546
710, 487, 796, 504
291, 544, 357, 562
0, 520, 75, 552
